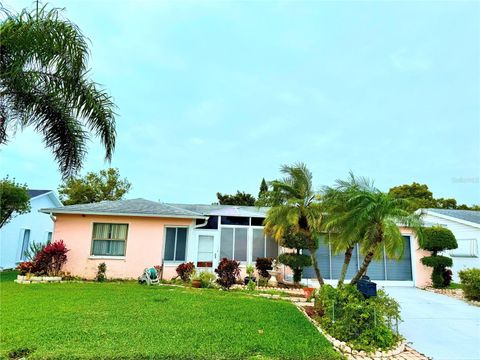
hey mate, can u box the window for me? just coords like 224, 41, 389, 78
450, 239, 478, 257
20, 229, 31, 260
221, 216, 249, 226
220, 227, 247, 261
251, 217, 264, 226
91, 223, 128, 256
196, 216, 218, 229
164, 227, 188, 261
252, 228, 278, 260
46, 231, 53, 242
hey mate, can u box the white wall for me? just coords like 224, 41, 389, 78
422, 213, 480, 282
0, 194, 58, 269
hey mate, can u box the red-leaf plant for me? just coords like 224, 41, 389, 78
33, 240, 69, 276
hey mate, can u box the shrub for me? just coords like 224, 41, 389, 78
420, 226, 457, 288
176, 262, 195, 282
215, 258, 240, 289
315, 285, 401, 352
96, 262, 107, 282
459, 268, 480, 301
197, 270, 216, 288
255, 257, 272, 278
16, 261, 34, 275
278, 253, 312, 283
442, 268, 453, 287
32, 240, 69, 276
23, 239, 50, 261
421, 226, 458, 253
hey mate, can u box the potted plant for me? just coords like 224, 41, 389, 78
244, 264, 256, 285
191, 271, 202, 288
303, 287, 315, 299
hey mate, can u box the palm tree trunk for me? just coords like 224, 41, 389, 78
308, 246, 324, 286
350, 244, 377, 285
337, 246, 354, 287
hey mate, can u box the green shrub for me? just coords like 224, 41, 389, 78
315, 285, 401, 352
96, 262, 107, 282
421, 226, 457, 253
420, 255, 452, 268
197, 271, 216, 288
420, 226, 457, 288
278, 253, 312, 283
459, 268, 480, 301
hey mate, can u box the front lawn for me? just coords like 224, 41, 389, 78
0, 271, 340, 359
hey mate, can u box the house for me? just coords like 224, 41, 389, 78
0, 190, 62, 269
41, 198, 431, 287
40, 199, 278, 280
419, 208, 480, 282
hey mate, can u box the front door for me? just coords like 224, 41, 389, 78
197, 235, 215, 270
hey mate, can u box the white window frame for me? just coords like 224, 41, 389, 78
18, 228, 31, 262
251, 226, 279, 261
90, 223, 129, 257
163, 226, 189, 263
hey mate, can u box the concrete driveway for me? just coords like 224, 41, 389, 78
384, 287, 480, 360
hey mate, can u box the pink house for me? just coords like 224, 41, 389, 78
41, 198, 431, 287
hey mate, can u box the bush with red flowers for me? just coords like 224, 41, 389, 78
16, 240, 69, 276
33, 240, 69, 276
176, 262, 195, 282
16, 261, 34, 275
215, 258, 240, 289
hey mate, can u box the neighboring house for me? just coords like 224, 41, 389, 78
0, 190, 62, 269
419, 208, 480, 282
42, 198, 429, 287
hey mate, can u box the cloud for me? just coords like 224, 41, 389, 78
391, 49, 432, 72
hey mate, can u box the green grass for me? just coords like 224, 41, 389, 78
448, 282, 462, 289
0, 271, 340, 360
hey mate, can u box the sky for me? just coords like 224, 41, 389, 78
1, 0, 479, 205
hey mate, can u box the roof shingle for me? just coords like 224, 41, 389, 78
41, 198, 206, 219
426, 208, 480, 225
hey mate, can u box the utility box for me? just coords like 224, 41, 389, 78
357, 275, 377, 298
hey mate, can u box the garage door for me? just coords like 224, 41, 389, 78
302, 235, 412, 281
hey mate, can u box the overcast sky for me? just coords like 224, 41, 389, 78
1, 0, 479, 205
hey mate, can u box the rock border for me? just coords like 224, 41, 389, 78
15, 275, 62, 284
423, 287, 480, 307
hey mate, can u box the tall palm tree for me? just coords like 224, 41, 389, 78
345, 186, 424, 285
322, 173, 373, 286
264, 163, 325, 285
0, 6, 116, 177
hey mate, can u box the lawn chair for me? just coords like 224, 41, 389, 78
138, 267, 160, 285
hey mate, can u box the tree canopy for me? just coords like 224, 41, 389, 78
0, 177, 30, 227
58, 168, 131, 205
0, 6, 116, 177
388, 182, 478, 212
216, 191, 256, 206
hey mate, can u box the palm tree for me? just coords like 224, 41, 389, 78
264, 163, 325, 285
322, 173, 373, 286
344, 185, 424, 285
0, 6, 116, 177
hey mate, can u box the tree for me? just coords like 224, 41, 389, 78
216, 191, 256, 206
322, 173, 373, 286
0, 6, 116, 178
264, 163, 325, 285
420, 226, 457, 288
0, 177, 30, 227
58, 168, 131, 205
345, 184, 424, 285
259, 178, 268, 197
389, 183, 476, 211
278, 230, 312, 285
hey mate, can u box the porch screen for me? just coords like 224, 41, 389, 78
252, 229, 278, 260
91, 223, 128, 256
220, 227, 247, 261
